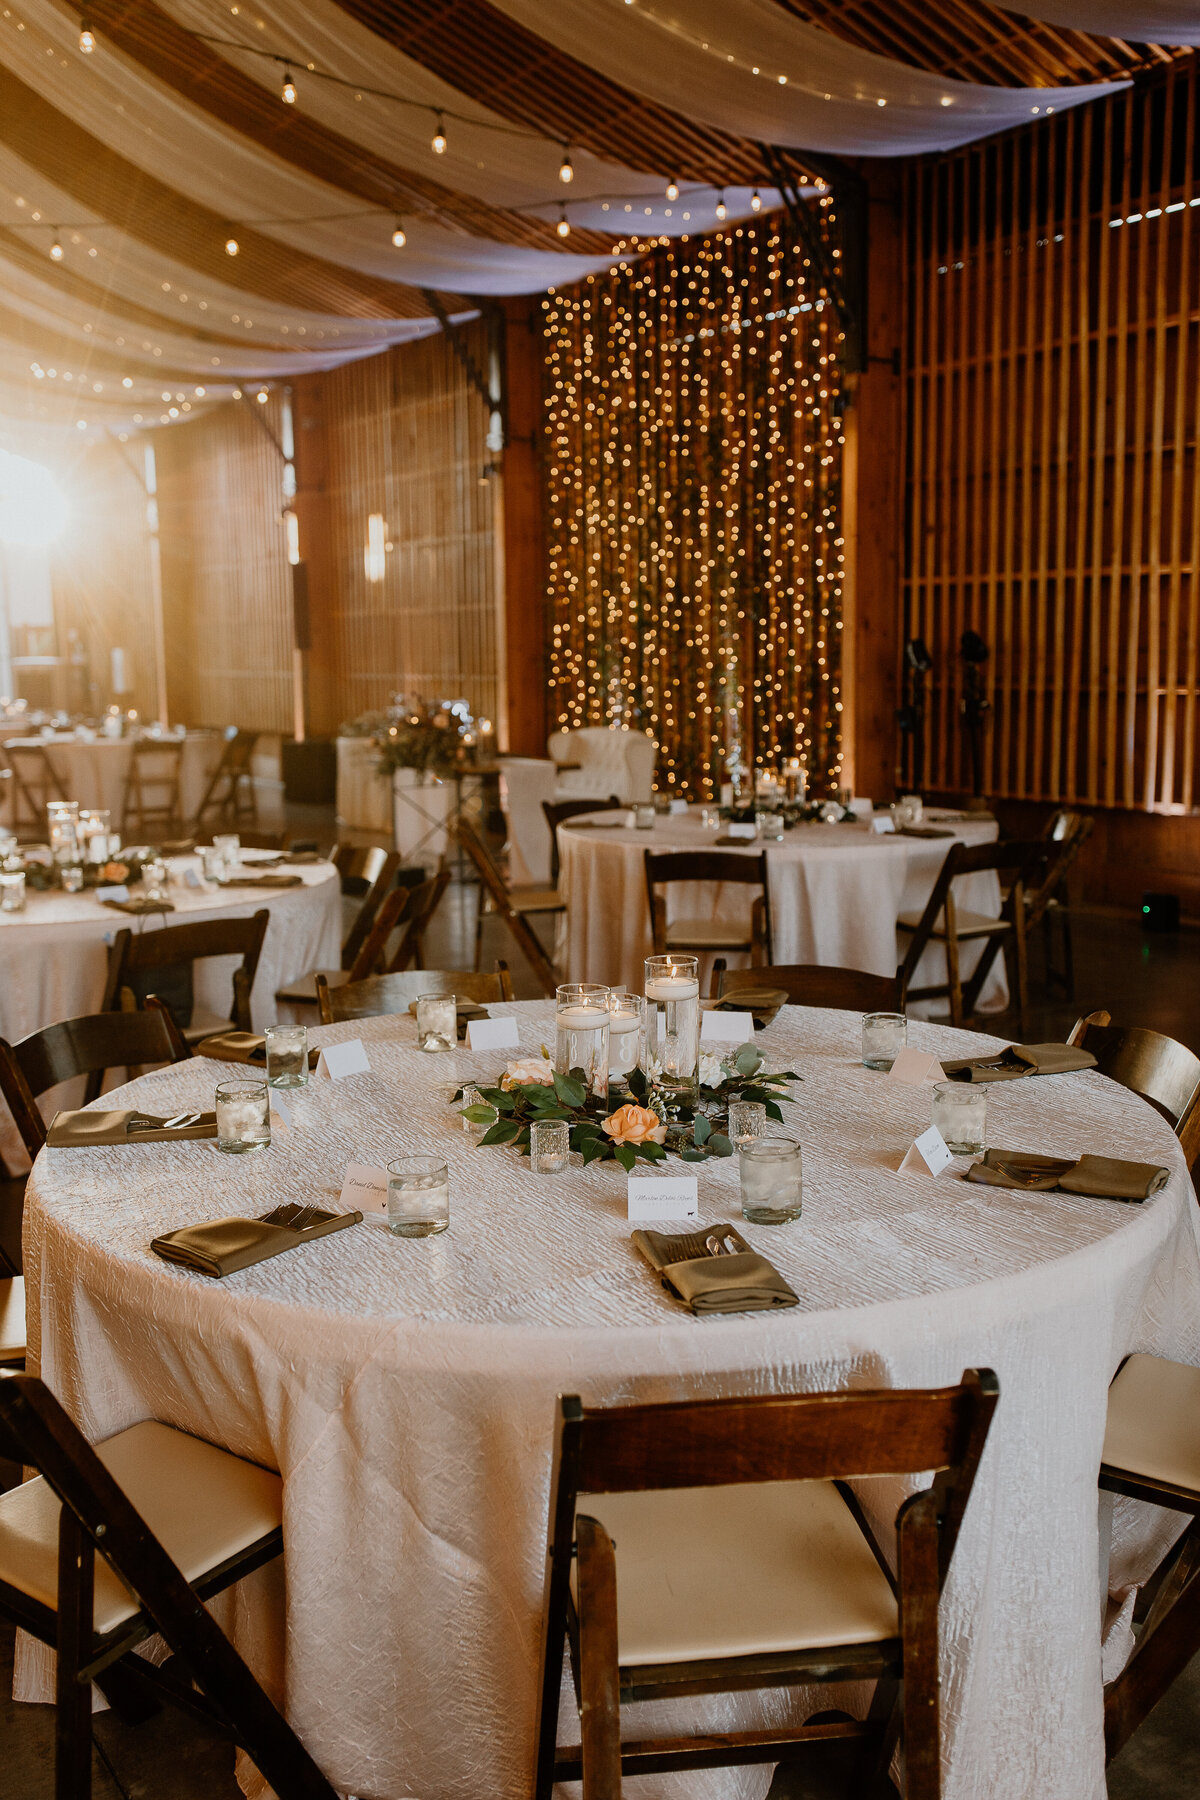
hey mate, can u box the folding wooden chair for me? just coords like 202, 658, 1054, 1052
102, 911, 269, 1045
314, 963, 512, 1025
120, 738, 184, 839
896, 839, 1044, 1034
1067, 1011, 1200, 1164
191, 728, 258, 832
0, 1369, 336, 1799
715, 962, 901, 1013
542, 796, 623, 883
1028, 811, 1093, 998
2, 742, 66, 839
453, 818, 561, 996
534, 1370, 998, 1799
273, 847, 402, 1007
644, 849, 772, 964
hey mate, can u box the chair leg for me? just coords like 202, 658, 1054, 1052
576, 1515, 623, 1800
943, 898, 963, 1029
473, 897, 485, 972
1105, 1520, 1200, 1762
897, 1490, 942, 1800
1011, 880, 1029, 1039
56, 1510, 95, 1800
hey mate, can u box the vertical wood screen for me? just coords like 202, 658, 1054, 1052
903, 63, 1200, 811
50, 440, 157, 714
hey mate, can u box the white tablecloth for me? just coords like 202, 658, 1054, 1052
335, 737, 392, 833
0, 860, 340, 1171
0, 733, 222, 830
559, 810, 1007, 1008
17, 1002, 1200, 1800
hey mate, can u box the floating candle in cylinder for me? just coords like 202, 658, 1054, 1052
644, 955, 700, 1122
554, 984, 610, 1103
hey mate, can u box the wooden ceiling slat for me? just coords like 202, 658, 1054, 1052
0, 62, 459, 320
82, 0, 612, 257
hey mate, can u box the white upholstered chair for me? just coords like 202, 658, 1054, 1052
547, 727, 656, 804
498, 757, 558, 886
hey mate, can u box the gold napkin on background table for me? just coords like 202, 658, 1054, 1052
965, 1147, 1169, 1202
100, 896, 175, 915
47, 1108, 217, 1146
941, 1043, 1097, 1083
710, 987, 790, 1028
217, 873, 303, 889
633, 1224, 799, 1314
195, 1031, 321, 1069
151, 1205, 361, 1277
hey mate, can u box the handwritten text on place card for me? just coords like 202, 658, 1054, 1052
701, 1010, 755, 1045
898, 1125, 955, 1179
339, 1163, 388, 1221
317, 1039, 371, 1080
95, 885, 129, 903
627, 1175, 699, 1221
887, 1048, 946, 1086
465, 1015, 521, 1053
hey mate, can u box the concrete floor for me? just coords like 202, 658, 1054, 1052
4, 787, 1199, 1796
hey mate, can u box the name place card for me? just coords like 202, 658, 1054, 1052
339, 1162, 388, 1221
317, 1039, 371, 1080
898, 1125, 955, 1179
887, 1048, 945, 1086
95, 884, 129, 903
465, 1014, 521, 1053
701, 1010, 755, 1046
627, 1175, 699, 1221
725, 822, 758, 841
268, 1092, 294, 1130
182, 867, 204, 890
667, 798, 689, 814
871, 816, 896, 834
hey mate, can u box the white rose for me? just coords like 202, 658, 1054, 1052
500, 1056, 555, 1090
698, 1052, 724, 1090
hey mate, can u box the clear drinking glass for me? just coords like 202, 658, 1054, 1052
0, 872, 26, 913
386, 1155, 449, 1236
215, 1079, 271, 1153
606, 990, 646, 1092
530, 1119, 570, 1174
60, 863, 84, 893
699, 806, 721, 833
47, 801, 80, 862
931, 1082, 987, 1155
416, 992, 457, 1052
633, 804, 656, 830
200, 845, 224, 882
460, 1082, 485, 1134
728, 1100, 767, 1147
755, 810, 784, 842
213, 833, 240, 875
265, 1023, 309, 1088
900, 794, 924, 825
142, 856, 168, 900
645, 953, 700, 1122
861, 1011, 908, 1071
740, 1135, 803, 1224
555, 984, 610, 1103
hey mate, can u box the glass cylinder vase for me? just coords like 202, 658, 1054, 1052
644, 954, 700, 1123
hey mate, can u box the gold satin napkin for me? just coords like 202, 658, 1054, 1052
217, 873, 303, 889
966, 1147, 1169, 1203
941, 1042, 1097, 1083
195, 1031, 321, 1069
100, 896, 175, 915
633, 1224, 799, 1314
151, 1205, 361, 1277
47, 1108, 217, 1147
710, 986, 790, 1028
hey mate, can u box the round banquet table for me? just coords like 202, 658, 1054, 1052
0, 732, 222, 828
0, 857, 340, 1170
558, 808, 1007, 1008
17, 1002, 1200, 1800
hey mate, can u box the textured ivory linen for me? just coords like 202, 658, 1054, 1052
559, 809, 1007, 1010
0, 861, 340, 1171
0, 733, 221, 827
16, 1003, 1200, 1800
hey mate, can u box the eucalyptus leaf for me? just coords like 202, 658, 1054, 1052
692, 1113, 712, 1144
708, 1133, 734, 1157
734, 1045, 763, 1076
680, 1145, 708, 1162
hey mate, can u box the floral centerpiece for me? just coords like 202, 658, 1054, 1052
458, 1042, 798, 1172
5, 847, 155, 891
372, 696, 484, 779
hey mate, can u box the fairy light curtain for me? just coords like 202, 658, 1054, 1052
543, 214, 846, 798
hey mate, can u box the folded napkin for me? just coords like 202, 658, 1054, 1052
965, 1147, 1169, 1203
897, 825, 956, 839
101, 896, 176, 915
282, 850, 323, 864
151, 1204, 361, 1277
633, 1224, 799, 1314
194, 1030, 321, 1069
941, 1042, 1097, 1083
47, 1108, 217, 1147
217, 873, 303, 889
563, 818, 630, 830
710, 986, 790, 1029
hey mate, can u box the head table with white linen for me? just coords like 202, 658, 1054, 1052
557, 808, 1007, 1007
16, 1000, 1200, 1800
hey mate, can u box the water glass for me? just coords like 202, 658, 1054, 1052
215, 1079, 271, 1154
530, 1119, 570, 1174
555, 983, 610, 1102
900, 794, 924, 825
142, 856, 168, 900
416, 992, 457, 1052
633, 804, 656, 830
931, 1082, 987, 1155
728, 1100, 767, 1148
0, 871, 26, 913
740, 1135, 803, 1225
386, 1155, 449, 1236
607, 990, 645, 1090
200, 845, 224, 882
645, 953, 700, 1119
213, 833, 241, 875
699, 806, 722, 833
755, 810, 784, 843
460, 1082, 486, 1133
265, 1023, 309, 1088
861, 1011, 907, 1071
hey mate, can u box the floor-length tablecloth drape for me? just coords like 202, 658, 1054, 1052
1, 734, 222, 828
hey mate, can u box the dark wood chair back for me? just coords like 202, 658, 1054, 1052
535, 1371, 998, 1800
0, 1000, 191, 1159
453, 819, 559, 995
542, 796, 622, 882
316, 963, 513, 1024
335, 847, 401, 970
101, 910, 269, 1035
718, 962, 901, 1013
1024, 813, 1093, 931
191, 728, 258, 830
120, 738, 183, 838
1068, 1012, 1200, 1162
385, 867, 450, 973
0, 1370, 336, 1800
2, 743, 66, 837
643, 849, 772, 960
896, 838, 1044, 1028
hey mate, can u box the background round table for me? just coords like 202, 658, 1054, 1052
0, 858, 340, 1168
0, 732, 222, 829
558, 809, 1007, 1005
17, 1001, 1200, 1800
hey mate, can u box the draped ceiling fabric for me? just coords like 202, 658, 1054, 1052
993, 3, 1200, 47
0, 0, 1179, 446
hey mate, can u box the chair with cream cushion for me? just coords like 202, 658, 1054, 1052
1099, 1353, 1200, 1760
534, 1370, 998, 1800
0, 1372, 335, 1800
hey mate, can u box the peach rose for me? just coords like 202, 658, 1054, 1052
602, 1103, 667, 1146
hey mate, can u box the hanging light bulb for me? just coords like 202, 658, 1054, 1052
49, 234, 64, 261
431, 112, 447, 154
391, 217, 407, 248
750, 188, 762, 211
715, 191, 727, 220
665, 178, 679, 202
556, 208, 571, 239
559, 145, 573, 184
225, 236, 239, 256
256, 389, 269, 404
78, 16, 95, 52
281, 66, 296, 104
